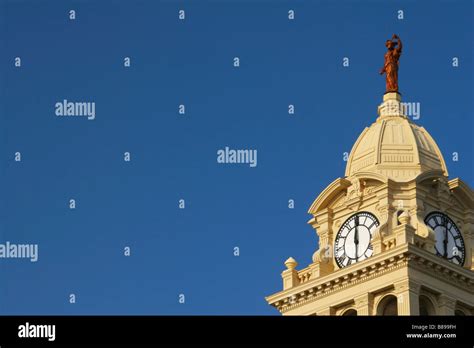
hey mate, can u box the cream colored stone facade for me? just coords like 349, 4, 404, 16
265, 92, 474, 316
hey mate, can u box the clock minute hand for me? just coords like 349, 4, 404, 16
443, 217, 448, 258
354, 217, 359, 261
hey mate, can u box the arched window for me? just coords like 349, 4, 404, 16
342, 309, 357, 316
377, 295, 398, 316
419, 295, 436, 316
396, 210, 404, 225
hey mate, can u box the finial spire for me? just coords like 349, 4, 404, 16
284, 257, 298, 270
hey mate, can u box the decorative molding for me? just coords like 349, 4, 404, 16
269, 246, 474, 314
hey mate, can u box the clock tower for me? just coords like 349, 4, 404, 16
265, 91, 474, 315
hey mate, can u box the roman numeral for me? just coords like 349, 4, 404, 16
363, 245, 373, 258
340, 228, 349, 238
336, 255, 348, 267
452, 255, 462, 264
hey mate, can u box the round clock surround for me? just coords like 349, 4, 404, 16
424, 211, 466, 266
334, 212, 380, 268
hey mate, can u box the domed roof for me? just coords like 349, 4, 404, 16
345, 93, 448, 181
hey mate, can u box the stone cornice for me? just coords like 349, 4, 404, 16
266, 244, 474, 313
407, 245, 474, 293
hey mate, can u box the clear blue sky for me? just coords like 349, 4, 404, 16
0, 0, 472, 315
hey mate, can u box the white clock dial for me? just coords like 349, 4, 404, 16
334, 212, 379, 268
424, 212, 465, 266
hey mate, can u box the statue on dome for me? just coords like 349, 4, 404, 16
380, 34, 402, 93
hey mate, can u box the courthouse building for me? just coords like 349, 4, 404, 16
265, 92, 474, 315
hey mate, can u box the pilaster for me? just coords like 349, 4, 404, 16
394, 279, 421, 315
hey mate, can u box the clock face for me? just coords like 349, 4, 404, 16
334, 212, 379, 268
424, 212, 465, 266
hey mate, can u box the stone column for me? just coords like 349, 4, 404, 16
316, 307, 336, 316
394, 280, 420, 315
438, 295, 456, 315
461, 213, 473, 270
354, 293, 374, 316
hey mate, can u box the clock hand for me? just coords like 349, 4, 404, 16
443, 216, 448, 258
354, 216, 359, 261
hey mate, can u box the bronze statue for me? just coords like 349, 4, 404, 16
380, 34, 402, 93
